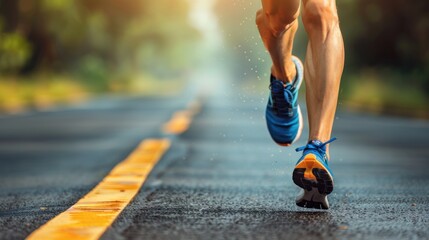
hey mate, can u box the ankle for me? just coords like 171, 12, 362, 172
271, 62, 296, 84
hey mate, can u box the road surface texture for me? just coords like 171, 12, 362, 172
0, 81, 428, 240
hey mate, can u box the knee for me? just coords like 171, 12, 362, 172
256, 8, 298, 37
302, 0, 338, 32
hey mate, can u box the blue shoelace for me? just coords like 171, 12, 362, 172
269, 80, 295, 115
295, 137, 337, 160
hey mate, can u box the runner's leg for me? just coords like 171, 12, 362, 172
256, 0, 301, 83
302, 0, 344, 155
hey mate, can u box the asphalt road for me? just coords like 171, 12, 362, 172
0, 82, 428, 240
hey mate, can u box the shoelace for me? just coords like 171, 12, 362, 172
295, 137, 337, 158
269, 81, 295, 114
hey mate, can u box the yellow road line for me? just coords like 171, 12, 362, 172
27, 96, 203, 239
163, 99, 202, 135
27, 139, 170, 240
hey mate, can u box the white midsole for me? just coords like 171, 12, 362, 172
290, 56, 304, 144
291, 105, 304, 144
296, 188, 329, 208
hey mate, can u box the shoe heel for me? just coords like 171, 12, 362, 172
293, 154, 334, 194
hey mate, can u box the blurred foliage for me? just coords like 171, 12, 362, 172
215, 0, 429, 117
344, 69, 428, 118
0, 74, 87, 112
0, 0, 199, 111
0, 20, 31, 72
338, 0, 429, 93
0, 0, 199, 81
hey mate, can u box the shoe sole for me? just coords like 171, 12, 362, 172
292, 154, 334, 209
295, 188, 329, 209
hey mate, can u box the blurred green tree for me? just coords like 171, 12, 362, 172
0, 20, 31, 73
0, 0, 199, 80
344, 0, 429, 92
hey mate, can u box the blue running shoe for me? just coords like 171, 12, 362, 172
293, 138, 337, 209
266, 56, 304, 146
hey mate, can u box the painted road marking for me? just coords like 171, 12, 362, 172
27, 97, 203, 239
163, 100, 202, 134
27, 139, 170, 240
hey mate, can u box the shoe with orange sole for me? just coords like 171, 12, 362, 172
293, 138, 337, 209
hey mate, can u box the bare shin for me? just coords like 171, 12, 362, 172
302, 0, 344, 150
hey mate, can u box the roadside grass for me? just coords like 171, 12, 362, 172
0, 73, 186, 113
342, 69, 428, 118
0, 75, 88, 112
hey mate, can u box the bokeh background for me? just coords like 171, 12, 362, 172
0, 0, 428, 117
